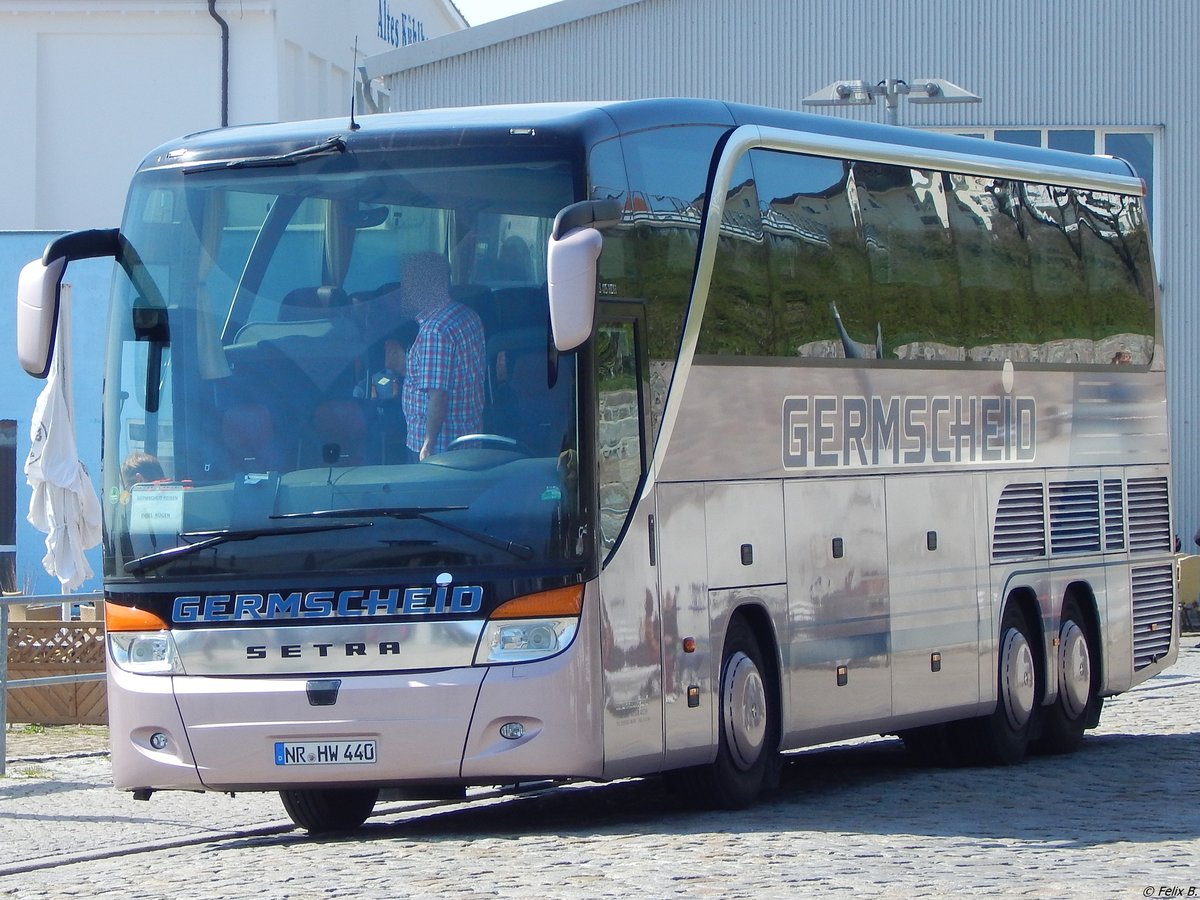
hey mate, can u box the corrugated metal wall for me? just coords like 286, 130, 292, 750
378, 0, 1200, 546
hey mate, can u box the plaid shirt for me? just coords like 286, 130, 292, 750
403, 300, 486, 455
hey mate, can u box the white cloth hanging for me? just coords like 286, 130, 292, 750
24, 284, 102, 592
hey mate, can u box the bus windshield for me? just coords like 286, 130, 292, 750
102, 144, 583, 581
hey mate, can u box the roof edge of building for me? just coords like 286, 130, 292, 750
364, 0, 645, 78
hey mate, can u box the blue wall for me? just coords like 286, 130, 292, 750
2, 232, 112, 596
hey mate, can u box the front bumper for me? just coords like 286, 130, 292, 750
108, 597, 603, 793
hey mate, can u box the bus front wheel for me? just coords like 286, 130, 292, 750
678, 617, 778, 808
279, 786, 379, 834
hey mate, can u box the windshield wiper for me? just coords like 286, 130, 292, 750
183, 136, 346, 174
275, 507, 536, 561
124, 521, 371, 574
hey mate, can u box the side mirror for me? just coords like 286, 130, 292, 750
17, 256, 67, 378
546, 199, 622, 352
547, 227, 603, 352
15, 228, 120, 378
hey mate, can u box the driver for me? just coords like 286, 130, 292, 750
391, 252, 486, 460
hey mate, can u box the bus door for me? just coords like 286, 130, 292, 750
593, 307, 666, 777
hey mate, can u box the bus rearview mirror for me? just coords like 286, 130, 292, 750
16, 228, 121, 378
546, 226, 603, 352
16, 256, 67, 378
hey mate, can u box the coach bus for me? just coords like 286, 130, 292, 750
16, 99, 1176, 832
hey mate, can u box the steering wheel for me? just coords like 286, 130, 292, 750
445, 433, 533, 456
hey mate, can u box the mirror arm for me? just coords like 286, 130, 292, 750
552, 199, 623, 241
43, 229, 120, 266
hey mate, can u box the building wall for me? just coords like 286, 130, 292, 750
0, 0, 466, 231
368, 0, 1200, 548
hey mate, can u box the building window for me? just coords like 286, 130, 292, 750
1047, 130, 1095, 155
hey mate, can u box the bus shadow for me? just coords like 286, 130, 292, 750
335, 730, 1200, 849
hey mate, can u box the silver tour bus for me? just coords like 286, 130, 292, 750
16, 99, 1176, 832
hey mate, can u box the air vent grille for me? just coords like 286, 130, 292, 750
1131, 564, 1174, 671
1103, 478, 1126, 551
992, 483, 1046, 561
1127, 477, 1171, 553
1048, 480, 1101, 555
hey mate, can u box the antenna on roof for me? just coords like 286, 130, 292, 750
349, 37, 361, 131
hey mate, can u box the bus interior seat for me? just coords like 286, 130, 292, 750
278, 285, 350, 321
450, 283, 495, 333
490, 285, 548, 333
227, 316, 362, 416
311, 398, 370, 466
224, 292, 367, 468
487, 327, 574, 457
221, 402, 279, 472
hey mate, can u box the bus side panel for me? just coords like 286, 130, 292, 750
1102, 463, 1178, 694
1100, 549, 1134, 696
461, 585, 605, 780
1099, 463, 1134, 696
655, 481, 716, 769
884, 473, 983, 717
781, 477, 891, 745
596, 490, 665, 779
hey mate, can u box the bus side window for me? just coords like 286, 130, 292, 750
596, 318, 644, 555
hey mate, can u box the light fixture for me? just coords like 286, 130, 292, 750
803, 78, 981, 125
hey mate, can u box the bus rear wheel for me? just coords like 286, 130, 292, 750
1033, 598, 1097, 754
677, 617, 778, 809
279, 786, 379, 834
951, 603, 1040, 765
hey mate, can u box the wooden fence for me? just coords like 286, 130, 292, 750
5, 602, 106, 725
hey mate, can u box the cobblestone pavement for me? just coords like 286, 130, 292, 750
3, 643, 1200, 899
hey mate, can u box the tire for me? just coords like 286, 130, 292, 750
279, 787, 379, 834
676, 617, 779, 809
1033, 597, 1097, 755
951, 602, 1040, 766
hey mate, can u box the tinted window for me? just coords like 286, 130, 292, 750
754, 151, 868, 359
595, 126, 726, 436
697, 156, 770, 355
688, 148, 1154, 368
854, 163, 962, 360
949, 175, 1033, 361
1076, 189, 1155, 364
1024, 183, 1089, 358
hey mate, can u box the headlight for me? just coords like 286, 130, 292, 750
473, 585, 583, 665
109, 632, 185, 675
474, 617, 579, 665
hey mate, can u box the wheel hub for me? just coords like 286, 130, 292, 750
722, 651, 767, 771
1058, 620, 1091, 719
1000, 627, 1036, 730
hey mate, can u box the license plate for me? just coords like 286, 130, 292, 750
274, 740, 377, 766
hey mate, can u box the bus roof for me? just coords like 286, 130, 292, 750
140, 97, 1138, 185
